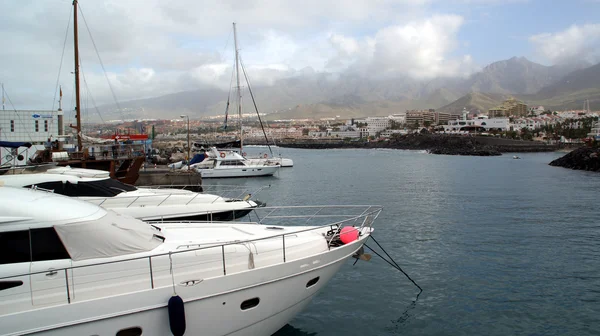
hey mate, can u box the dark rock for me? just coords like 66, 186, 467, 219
549, 147, 600, 172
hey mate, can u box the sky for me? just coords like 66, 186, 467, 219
1, 0, 600, 110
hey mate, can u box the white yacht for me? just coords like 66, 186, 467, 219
0, 187, 381, 336
0, 173, 261, 221
189, 147, 280, 178
244, 154, 294, 168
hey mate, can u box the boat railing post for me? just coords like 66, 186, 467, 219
282, 234, 286, 262
157, 194, 172, 207
127, 196, 140, 208
186, 192, 200, 205
149, 256, 154, 289
222, 245, 227, 275
64, 269, 71, 304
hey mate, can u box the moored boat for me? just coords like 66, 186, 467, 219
189, 147, 280, 178
0, 186, 382, 336
0, 172, 262, 221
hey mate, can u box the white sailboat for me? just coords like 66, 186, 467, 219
225, 23, 294, 167
0, 186, 381, 336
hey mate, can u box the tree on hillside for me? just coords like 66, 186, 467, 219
389, 120, 403, 130
520, 127, 533, 141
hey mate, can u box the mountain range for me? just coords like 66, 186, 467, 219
93, 57, 600, 121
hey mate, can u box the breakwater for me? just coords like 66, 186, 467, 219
270, 134, 557, 156
549, 147, 600, 172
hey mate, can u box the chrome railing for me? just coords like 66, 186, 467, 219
0, 205, 382, 315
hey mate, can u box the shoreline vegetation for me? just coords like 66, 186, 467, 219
258, 134, 558, 156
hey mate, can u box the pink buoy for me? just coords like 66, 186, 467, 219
339, 226, 359, 244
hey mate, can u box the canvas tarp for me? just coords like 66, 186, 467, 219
54, 212, 162, 261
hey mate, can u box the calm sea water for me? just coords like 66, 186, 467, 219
207, 147, 600, 336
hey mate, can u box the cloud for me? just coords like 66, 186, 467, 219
0, 0, 478, 110
530, 23, 600, 64
327, 15, 476, 79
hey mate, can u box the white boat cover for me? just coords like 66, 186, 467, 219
54, 212, 162, 261
80, 132, 114, 144
45, 166, 110, 178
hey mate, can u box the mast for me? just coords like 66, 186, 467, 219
73, 0, 83, 151
233, 22, 243, 153
1, 83, 4, 111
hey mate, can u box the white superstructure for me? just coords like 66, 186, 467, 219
0, 187, 381, 336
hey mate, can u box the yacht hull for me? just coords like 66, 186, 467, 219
197, 165, 279, 178
246, 157, 294, 167
2, 236, 365, 336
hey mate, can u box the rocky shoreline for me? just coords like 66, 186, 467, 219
549, 147, 600, 172
274, 134, 556, 156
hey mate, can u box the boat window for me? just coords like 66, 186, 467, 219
240, 297, 260, 310
0, 230, 31, 264
116, 327, 142, 336
0, 281, 24, 291
306, 276, 320, 288
27, 179, 137, 197
26, 181, 64, 192
30, 228, 71, 261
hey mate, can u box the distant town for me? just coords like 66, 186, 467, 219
2, 97, 599, 153
84, 97, 600, 145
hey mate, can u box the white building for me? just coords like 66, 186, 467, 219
0, 110, 64, 166
588, 121, 600, 140
380, 129, 408, 137
328, 130, 361, 138
512, 118, 543, 131
443, 116, 510, 133
388, 114, 406, 125
364, 117, 391, 136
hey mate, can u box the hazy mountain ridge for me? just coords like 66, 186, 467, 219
92, 57, 598, 120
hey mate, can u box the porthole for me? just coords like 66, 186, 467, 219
306, 276, 320, 288
116, 327, 142, 336
241, 297, 260, 310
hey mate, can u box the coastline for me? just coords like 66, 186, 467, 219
250, 134, 559, 156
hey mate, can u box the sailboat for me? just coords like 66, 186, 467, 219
25, 0, 145, 184
223, 23, 294, 167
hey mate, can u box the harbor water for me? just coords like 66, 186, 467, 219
208, 148, 600, 336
